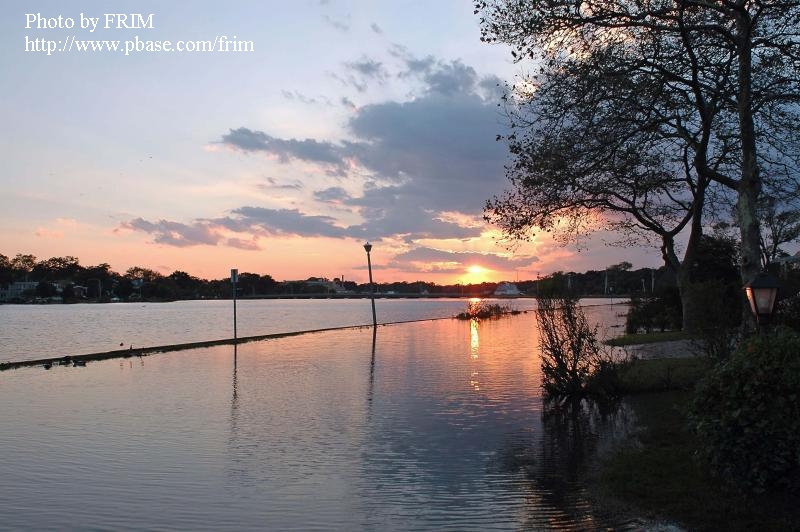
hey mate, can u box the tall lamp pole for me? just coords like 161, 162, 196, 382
231, 268, 238, 343
364, 242, 377, 328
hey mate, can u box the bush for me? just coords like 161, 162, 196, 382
537, 294, 612, 397
774, 294, 800, 332
690, 330, 800, 493
625, 287, 682, 334
686, 280, 742, 360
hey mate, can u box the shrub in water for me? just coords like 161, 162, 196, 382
691, 330, 800, 493
455, 300, 510, 320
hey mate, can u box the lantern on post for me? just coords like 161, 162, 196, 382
744, 272, 780, 333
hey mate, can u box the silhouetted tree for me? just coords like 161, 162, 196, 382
0, 254, 12, 287
477, 0, 800, 317
11, 254, 36, 281
758, 198, 800, 268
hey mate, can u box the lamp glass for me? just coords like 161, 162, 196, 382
745, 285, 779, 317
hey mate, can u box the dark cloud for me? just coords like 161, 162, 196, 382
228, 207, 349, 238
221, 127, 348, 173
216, 53, 510, 243
123, 205, 355, 248
313, 186, 352, 202
370, 22, 383, 34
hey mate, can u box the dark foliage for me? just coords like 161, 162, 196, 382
691, 330, 800, 493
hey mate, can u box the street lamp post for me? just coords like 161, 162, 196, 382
744, 272, 781, 333
364, 242, 377, 328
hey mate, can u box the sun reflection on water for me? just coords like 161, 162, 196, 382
469, 319, 479, 359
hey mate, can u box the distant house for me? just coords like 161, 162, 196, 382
284, 277, 351, 294
494, 282, 522, 297
72, 285, 88, 298
0, 281, 39, 301
775, 251, 800, 267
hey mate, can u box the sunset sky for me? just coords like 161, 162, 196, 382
1, 0, 663, 284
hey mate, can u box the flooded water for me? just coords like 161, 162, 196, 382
0, 309, 639, 531
0, 298, 623, 363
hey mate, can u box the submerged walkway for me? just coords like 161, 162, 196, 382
622, 339, 696, 360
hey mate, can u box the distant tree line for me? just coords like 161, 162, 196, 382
0, 252, 687, 303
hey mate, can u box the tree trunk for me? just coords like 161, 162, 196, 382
735, 7, 761, 328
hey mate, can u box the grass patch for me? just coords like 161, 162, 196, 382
614, 357, 710, 393
605, 330, 688, 346
590, 391, 800, 531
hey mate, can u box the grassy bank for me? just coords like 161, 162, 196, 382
614, 357, 708, 393
605, 330, 688, 346
590, 359, 800, 531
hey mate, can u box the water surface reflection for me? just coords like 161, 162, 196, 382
1, 309, 636, 530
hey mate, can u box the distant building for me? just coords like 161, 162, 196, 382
494, 282, 522, 297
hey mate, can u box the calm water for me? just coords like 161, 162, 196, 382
0, 309, 639, 531
0, 298, 623, 363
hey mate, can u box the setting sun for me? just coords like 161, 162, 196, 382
462, 264, 492, 284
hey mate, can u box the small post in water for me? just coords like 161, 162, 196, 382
231, 268, 238, 342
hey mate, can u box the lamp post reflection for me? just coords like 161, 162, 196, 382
368, 327, 377, 404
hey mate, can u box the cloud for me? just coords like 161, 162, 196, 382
345, 57, 387, 80
390, 246, 538, 272
121, 204, 356, 248
280, 90, 330, 106
323, 15, 349, 32
332, 56, 389, 92
220, 127, 349, 174
341, 97, 357, 111
35, 228, 64, 239
370, 22, 383, 34
257, 177, 304, 191
226, 237, 260, 250
122, 218, 223, 247
419, 60, 479, 97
